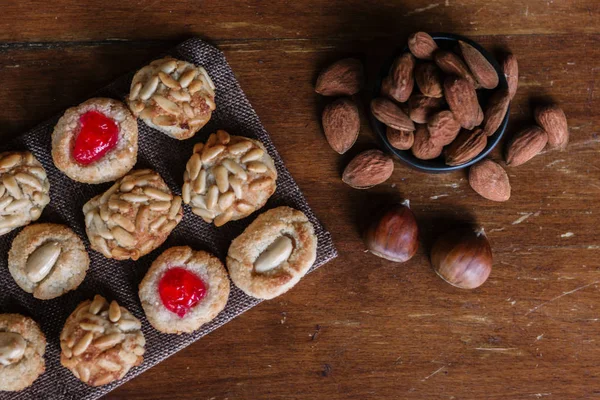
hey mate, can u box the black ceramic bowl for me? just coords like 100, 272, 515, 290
371, 32, 509, 173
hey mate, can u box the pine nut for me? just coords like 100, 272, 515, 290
5, 199, 29, 213
144, 187, 172, 201
214, 165, 229, 193
246, 161, 268, 173
199, 66, 215, 90
241, 148, 264, 163
170, 89, 190, 102
93, 213, 113, 240
214, 209, 233, 227
89, 295, 107, 314
250, 177, 274, 191
120, 180, 135, 192
129, 82, 142, 101
99, 204, 110, 222
111, 247, 132, 259
201, 145, 225, 164
94, 333, 123, 350
100, 182, 120, 204
179, 69, 197, 88
3, 175, 22, 199
97, 359, 121, 372
118, 319, 141, 331
152, 95, 180, 115
29, 207, 42, 220
149, 201, 171, 211
77, 365, 91, 383
131, 100, 145, 113
158, 71, 181, 89
222, 159, 248, 180
135, 206, 150, 231
72, 332, 94, 356
120, 193, 149, 203
192, 207, 215, 220
160, 220, 177, 234
186, 153, 202, 181
183, 102, 195, 118
236, 201, 254, 213
28, 167, 47, 180
112, 226, 136, 248
0, 196, 12, 210
206, 133, 217, 147
188, 79, 203, 94
229, 177, 244, 198
191, 195, 207, 209
139, 75, 159, 100
206, 185, 219, 210
218, 192, 235, 211
111, 214, 136, 233
94, 373, 115, 386
159, 60, 177, 74
109, 301, 121, 322
0, 154, 21, 169
193, 170, 207, 194
153, 114, 177, 126
216, 130, 230, 144
0, 215, 19, 230
14, 172, 42, 191
79, 322, 104, 333
150, 215, 167, 231
95, 237, 112, 258
228, 140, 253, 155
182, 182, 191, 204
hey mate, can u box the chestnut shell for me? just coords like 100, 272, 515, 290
364, 202, 419, 263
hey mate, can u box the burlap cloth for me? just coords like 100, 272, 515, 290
0, 38, 337, 399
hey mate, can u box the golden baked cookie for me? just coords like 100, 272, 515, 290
51, 97, 138, 184
0, 314, 46, 392
127, 57, 216, 140
0, 151, 50, 236
138, 246, 230, 334
226, 207, 317, 300
183, 130, 277, 226
83, 169, 183, 261
60, 295, 145, 387
8, 223, 89, 300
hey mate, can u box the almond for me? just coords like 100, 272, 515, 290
414, 62, 444, 98
381, 52, 415, 103
445, 128, 487, 166
501, 53, 519, 101
322, 98, 360, 154
371, 97, 416, 131
315, 58, 364, 96
386, 127, 414, 150
411, 125, 443, 160
443, 76, 483, 130
468, 159, 511, 202
505, 126, 548, 166
434, 50, 478, 88
408, 94, 445, 124
481, 88, 510, 136
458, 41, 499, 90
408, 32, 438, 60
427, 110, 461, 146
342, 149, 394, 189
534, 104, 568, 150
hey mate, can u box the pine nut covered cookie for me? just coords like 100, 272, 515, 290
183, 130, 277, 226
83, 169, 183, 261
227, 207, 317, 300
127, 57, 216, 140
0, 151, 50, 236
60, 295, 145, 387
8, 223, 89, 300
0, 314, 46, 392
139, 246, 230, 334
51, 98, 138, 184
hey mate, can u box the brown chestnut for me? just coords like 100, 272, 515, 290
364, 200, 419, 263
430, 227, 492, 289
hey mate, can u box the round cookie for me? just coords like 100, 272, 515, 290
51, 97, 138, 184
127, 57, 216, 140
227, 207, 317, 300
139, 246, 230, 334
0, 151, 50, 236
183, 130, 277, 226
60, 295, 145, 387
83, 169, 183, 261
0, 314, 46, 392
8, 223, 90, 300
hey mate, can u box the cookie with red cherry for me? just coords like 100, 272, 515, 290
51, 97, 138, 184
138, 246, 230, 334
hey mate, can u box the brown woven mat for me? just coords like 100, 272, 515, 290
0, 38, 337, 400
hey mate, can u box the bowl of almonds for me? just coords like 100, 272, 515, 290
371, 32, 510, 172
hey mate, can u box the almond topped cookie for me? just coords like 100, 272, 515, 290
127, 57, 216, 140
183, 130, 277, 226
51, 97, 138, 184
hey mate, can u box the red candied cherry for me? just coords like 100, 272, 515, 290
158, 267, 207, 318
73, 111, 119, 165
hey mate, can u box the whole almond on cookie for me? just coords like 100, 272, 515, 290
342, 149, 394, 189
443, 76, 483, 130
534, 104, 568, 150
408, 32, 438, 60
434, 50, 478, 88
322, 98, 360, 154
414, 62, 444, 98
458, 41, 499, 90
381, 53, 416, 103
501, 53, 519, 101
408, 94, 445, 124
386, 127, 414, 150
371, 97, 416, 131
315, 58, 364, 96
469, 159, 511, 202
482, 88, 510, 136
445, 128, 487, 166
427, 110, 461, 146
412, 125, 443, 160
505, 126, 548, 166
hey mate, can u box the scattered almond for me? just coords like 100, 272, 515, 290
445, 128, 487, 166
468, 159, 511, 202
408, 32, 438, 60
386, 127, 414, 150
371, 97, 416, 131
381, 53, 416, 103
505, 126, 548, 166
411, 125, 443, 160
501, 53, 519, 101
443, 76, 483, 130
427, 110, 461, 146
458, 41, 499, 90
342, 150, 394, 189
414, 62, 444, 98
534, 104, 568, 150
321, 98, 360, 154
408, 94, 445, 124
481, 88, 510, 136
434, 50, 478, 88
315, 58, 364, 96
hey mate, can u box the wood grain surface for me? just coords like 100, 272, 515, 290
1, 1, 599, 399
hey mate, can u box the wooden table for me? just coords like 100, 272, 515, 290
1, 1, 599, 398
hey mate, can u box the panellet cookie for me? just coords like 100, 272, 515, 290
8, 223, 90, 300
227, 206, 317, 300
0, 314, 46, 392
83, 169, 183, 261
60, 295, 145, 387
183, 130, 277, 226
139, 246, 230, 334
51, 97, 138, 184
127, 57, 216, 140
0, 151, 50, 236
